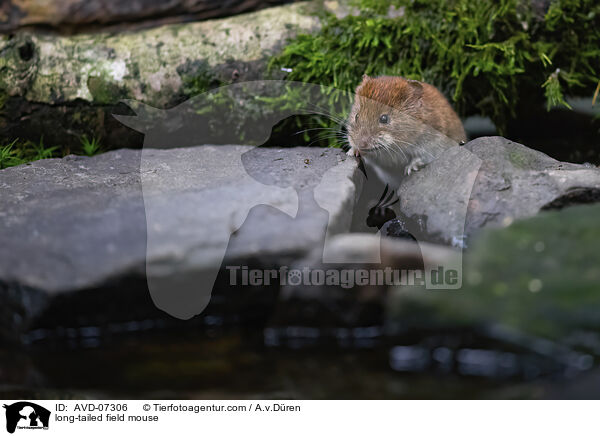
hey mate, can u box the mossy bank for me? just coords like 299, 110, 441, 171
272, 0, 600, 133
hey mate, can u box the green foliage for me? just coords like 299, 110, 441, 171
0, 140, 26, 169
30, 136, 59, 160
270, 0, 600, 133
0, 134, 107, 169
79, 135, 102, 156
0, 136, 59, 169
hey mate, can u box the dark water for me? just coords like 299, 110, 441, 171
2, 318, 598, 400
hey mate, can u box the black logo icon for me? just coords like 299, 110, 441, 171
3, 402, 50, 434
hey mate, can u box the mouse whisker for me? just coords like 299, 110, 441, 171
390, 142, 408, 163
415, 146, 436, 161
307, 131, 349, 147
302, 104, 349, 127
301, 112, 348, 131
293, 127, 341, 136
382, 142, 400, 163
385, 144, 398, 162
391, 140, 433, 163
417, 143, 448, 161
305, 100, 350, 118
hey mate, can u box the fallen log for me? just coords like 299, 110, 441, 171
0, 2, 323, 150
0, 0, 298, 34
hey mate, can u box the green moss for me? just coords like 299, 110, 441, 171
87, 75, 125, 105
271, 0, 600, 133
182, 72, 221, 96
176, 59, 223, 97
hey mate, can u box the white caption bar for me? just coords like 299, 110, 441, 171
1, 400, 596, 435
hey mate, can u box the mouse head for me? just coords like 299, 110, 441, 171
347, 75, 424, 158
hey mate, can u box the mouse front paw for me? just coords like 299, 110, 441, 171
405, 158, 426, 175
347, 147, 360, 157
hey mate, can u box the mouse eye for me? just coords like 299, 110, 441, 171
379, 114, 389, 124
355, 113, 359, 122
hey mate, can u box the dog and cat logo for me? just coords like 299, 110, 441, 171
3, 402, 50, 433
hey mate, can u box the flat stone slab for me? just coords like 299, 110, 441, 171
0, 145, 360, 323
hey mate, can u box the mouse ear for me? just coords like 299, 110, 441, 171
355, 74, 371, 94
406, 79, 424, 104
407, 79, 423, 93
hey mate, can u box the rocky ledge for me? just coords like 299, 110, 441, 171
1, 137, 600, 342
0, 145, 360, 336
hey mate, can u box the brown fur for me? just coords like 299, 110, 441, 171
348, 75, 466, 155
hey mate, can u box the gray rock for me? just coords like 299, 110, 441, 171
0, 150, 147, 294
396, 136, 600, 245
0, 145, 360, 328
